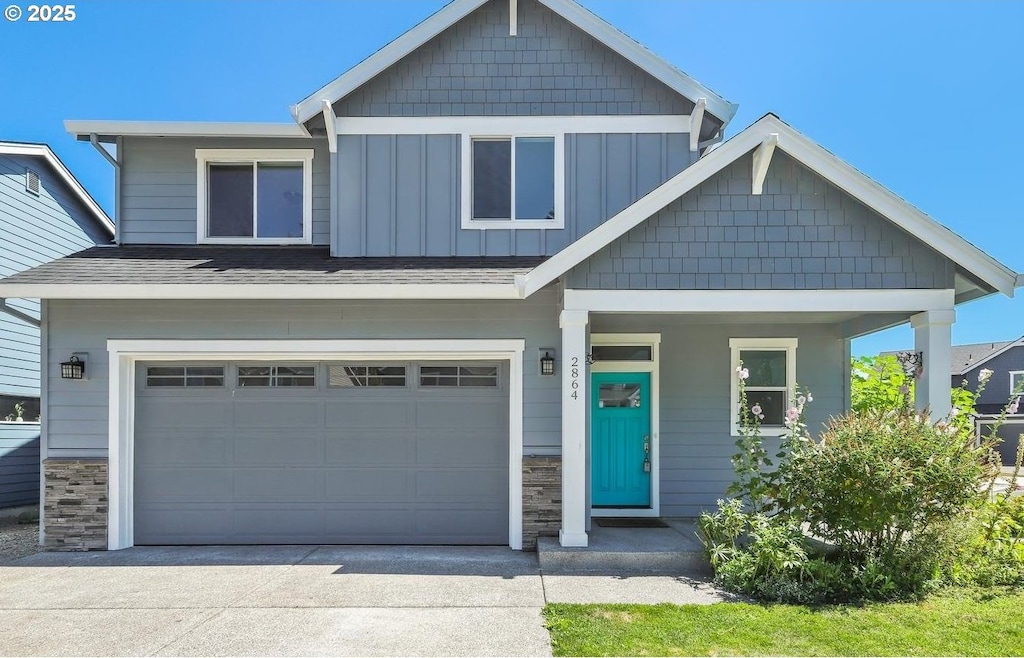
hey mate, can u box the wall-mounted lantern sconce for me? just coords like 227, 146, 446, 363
895, 351, 923, 378
60, 355, 86, 380
540, 350, 556, 376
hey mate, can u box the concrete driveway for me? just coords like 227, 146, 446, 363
0, 545, 729, 656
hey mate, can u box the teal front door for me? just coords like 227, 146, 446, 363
591, 372, 652, 508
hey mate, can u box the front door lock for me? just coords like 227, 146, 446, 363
642, 435, 651, 473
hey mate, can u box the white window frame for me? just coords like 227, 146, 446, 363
195, 148, 314, 245
729, 338, 798, 437
460, 133, 565, 230
1011, 371, 1024, 394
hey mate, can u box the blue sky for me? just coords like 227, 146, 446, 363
0, 0, 1020, 354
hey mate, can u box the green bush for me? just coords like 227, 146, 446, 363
943, 494, 1024, 588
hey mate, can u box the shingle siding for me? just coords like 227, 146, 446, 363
333, 0, 694, 118
568, 151, 957, 290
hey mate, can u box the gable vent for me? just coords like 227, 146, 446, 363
25, 168, 40, 196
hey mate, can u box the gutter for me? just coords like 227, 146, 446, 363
0, 299, 40, 328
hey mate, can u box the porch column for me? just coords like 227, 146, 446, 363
559, 309, 589, 547
911, 309, 955, 421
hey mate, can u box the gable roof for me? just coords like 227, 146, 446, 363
0, 141, 114, 237
518, 114, 1021, 300
953, 336, 1024, 376
291, 0, 737, 126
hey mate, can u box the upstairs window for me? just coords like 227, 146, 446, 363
196, 149, 313, 244
462, 134, 563, 230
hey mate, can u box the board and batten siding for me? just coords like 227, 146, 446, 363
119, 137, 330, 245
43, 291, 562, 457
0, 423, 40, 508
335, 132, 695, 257
569, 151, 957, 291
0, 153, 109, 398
590, 315, 848, 517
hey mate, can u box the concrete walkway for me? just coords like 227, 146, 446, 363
0, 545, 730, 657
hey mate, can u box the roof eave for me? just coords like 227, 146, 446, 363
65, 120, 310, 141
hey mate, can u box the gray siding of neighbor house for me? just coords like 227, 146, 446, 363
0, 424, 40, 508
569, 151, 957, 290
42, 291, 562, 457
0, 153, 109, 398
335, 132, 695, 257
590, 315, 848, 517
119, 137, 330, 245
959, 346, 1024, 411
331, 0, 696, 120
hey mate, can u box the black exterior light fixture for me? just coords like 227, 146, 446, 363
540, 351, 556, 376
60, 355, 85, 380
895, 351, 923, 378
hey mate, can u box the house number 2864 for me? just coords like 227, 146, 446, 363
570, 357, 580, 400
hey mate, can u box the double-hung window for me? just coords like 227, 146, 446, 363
462, 134, 563, 229
196, 149, 313, 244
729, 338, 798, 436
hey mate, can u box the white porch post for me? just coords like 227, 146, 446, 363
559, 309, 589, 547
911, 309, 955, 421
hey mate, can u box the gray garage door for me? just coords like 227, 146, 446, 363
133, 361, 509, 545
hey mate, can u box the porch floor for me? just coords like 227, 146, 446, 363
537, 518, 710, 575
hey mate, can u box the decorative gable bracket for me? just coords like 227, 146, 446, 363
751, 132, 779, 195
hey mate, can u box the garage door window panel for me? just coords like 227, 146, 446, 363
329, 365, 407, 388
146, 366, 225, 388
419, 365, 499, 388
238, 365, 316, 388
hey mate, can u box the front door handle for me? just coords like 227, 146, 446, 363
642, 435, 651, 472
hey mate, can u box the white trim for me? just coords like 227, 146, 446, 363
509, 0, 517, 36
520, 115, 1018, 298
751, 133, 779, 195
689, 98, 706, 152
589, 333, 661, 518
105, 339, 526, 551
66, 120, 309, 140
335, 115, 693, 135
559, 309, 589, 547
563, 288, 957, 314
195, 149, 314, 245
0, 142, 114, 237
291, 0, 736, 125
461, 133, 565, 230
0, 283, 522, 300
953, 336, 1024, 376
730, 338, 798, 437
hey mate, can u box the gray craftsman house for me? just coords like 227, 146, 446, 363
0, 142, 113, 509
952, 337, 1024, 468
0, 0, 1020, 551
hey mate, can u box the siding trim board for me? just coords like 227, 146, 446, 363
104, 338, 526, 551
334, 115, 694, 135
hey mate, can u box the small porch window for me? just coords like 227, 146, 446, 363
729, 338, 798, 436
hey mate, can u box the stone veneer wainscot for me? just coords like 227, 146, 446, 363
43, 458, 107, 551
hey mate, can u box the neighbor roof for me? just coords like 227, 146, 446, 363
0, 246, 541, 299
0, 141, 114, 237
518, 114, 1021, 300
291, 0, 738, 126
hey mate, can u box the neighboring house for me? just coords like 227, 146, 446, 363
0, 142, 113, 508
0, 0, 1021, 551
952, 337, 1024, 468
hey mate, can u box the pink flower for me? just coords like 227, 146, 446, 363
979, 369, 994, 384
751, 404, 764, 420
1009, 397, 1020, 415
786, 407, 800, 422
737, 367, 749, 381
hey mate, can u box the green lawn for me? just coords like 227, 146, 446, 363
543, 592, 1024, 656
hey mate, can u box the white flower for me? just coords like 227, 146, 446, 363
797, 396, 806, 406
750, 404, 764, 420
737, 367, 749, 381
979, 369, 994, 383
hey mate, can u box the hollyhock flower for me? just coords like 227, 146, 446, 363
797, 396, 806, 407
1009, 397, 1020, 415
737, 367, 749, 380
786, 407, 800, 422
751, 404, 764, 420
979, 369, 994, 383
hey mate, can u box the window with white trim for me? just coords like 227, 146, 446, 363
462, 134, 563, 229
196, 149, 313, 244
1011, 371, 1024, 395
729, 338, 798, 436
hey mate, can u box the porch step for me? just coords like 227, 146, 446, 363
537, 519, 711, 575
